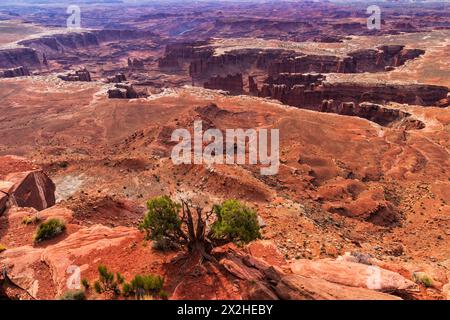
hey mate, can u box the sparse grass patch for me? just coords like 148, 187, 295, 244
413, 272, 433, 287
22, 214, 41, 225
34, 218, 66, 243
59, 289, 86, 300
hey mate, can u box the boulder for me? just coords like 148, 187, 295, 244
276, 274, 402, 300
220, 256, 264, 281
290, 259, 418, 293
0, 246, 44, 298
5, 170, 56, 211
0, 192, 7, 214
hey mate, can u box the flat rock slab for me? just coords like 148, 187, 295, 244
290, 259, 417, 293
276, 274, 402, 300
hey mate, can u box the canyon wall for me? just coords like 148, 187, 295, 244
0, 30, 157, 70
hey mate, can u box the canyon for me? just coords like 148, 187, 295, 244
0, 0, 449, 301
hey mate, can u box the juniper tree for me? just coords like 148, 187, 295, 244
140, 196, 261, 261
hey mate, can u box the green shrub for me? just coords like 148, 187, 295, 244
94, 265, 121, 296
81, 279, 90, 289
34, 218, 66, 242
125, 274, 165, 300
140, 196, 182, 241
211, 200, 261, 244
59, 290, 86, 300
159, 290, 169, 300
413, 272, 433, 287
0, 243, 6, 253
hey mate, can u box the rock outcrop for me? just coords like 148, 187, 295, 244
204, 73, 243, 94
127, 58, 145, 69
0, 156, 55, 212
0, 48, 42, 69
106, 73, 126, 83
275, 274, 402, 300
4, 170, 56, 211
41, 225, 139, 295
216, 242, 411, 300
0, 66, 30, 78
58, 68, 91, 82
290, 259, 417, 293
107, 83, 140, 99
160, 41, 425, 81
259, 73, 448, 108
320, 101, 425, 129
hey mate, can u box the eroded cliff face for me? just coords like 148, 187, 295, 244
0, 48, 42, 69
0, 66, 30, 78
258, 73, 448, 108
204, 73, 244, 94
163, 42, 425, 80
18, 30, 156, 58
0, 30, 157, 71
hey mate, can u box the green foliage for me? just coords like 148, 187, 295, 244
116, 272, 125, 285
140, 196, 181, 241
34, 218, 66, 242
59, 290, 86, 300
94, 265, 121, 296
94, 281, 102, 294
81, 279, 89, 289
159, 290, 169, 300
0, 243, 6, 253
124, 274, 165, 300
414, 272, 433, 287
211, 200, 261, 244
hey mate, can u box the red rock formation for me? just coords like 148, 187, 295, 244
248, 75, 259, 95
204, 73, 243, 94
58, 68, 91, 82
0, 48, 42, 69
275, 274, 402, 300
290, 259, 417, 293
106, 73, 127, 83
0, 66, 30, 78
107, 83, 140, 99
127, 58, 145, 69
5, 170, 56, 211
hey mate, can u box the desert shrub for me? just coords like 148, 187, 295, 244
116, 272, 125, 284
81, 279, 90, 289
124, 274, 165, 300
22, 215, 41, 225
211, 200, 261, 244
0, 243, 6, 253
59, 289, 86, 300
34, 218, 66, 242
140, 196, 182, 241
413, 272, 433, 287
93, 265, 121, 296
159, 290, 169, 300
